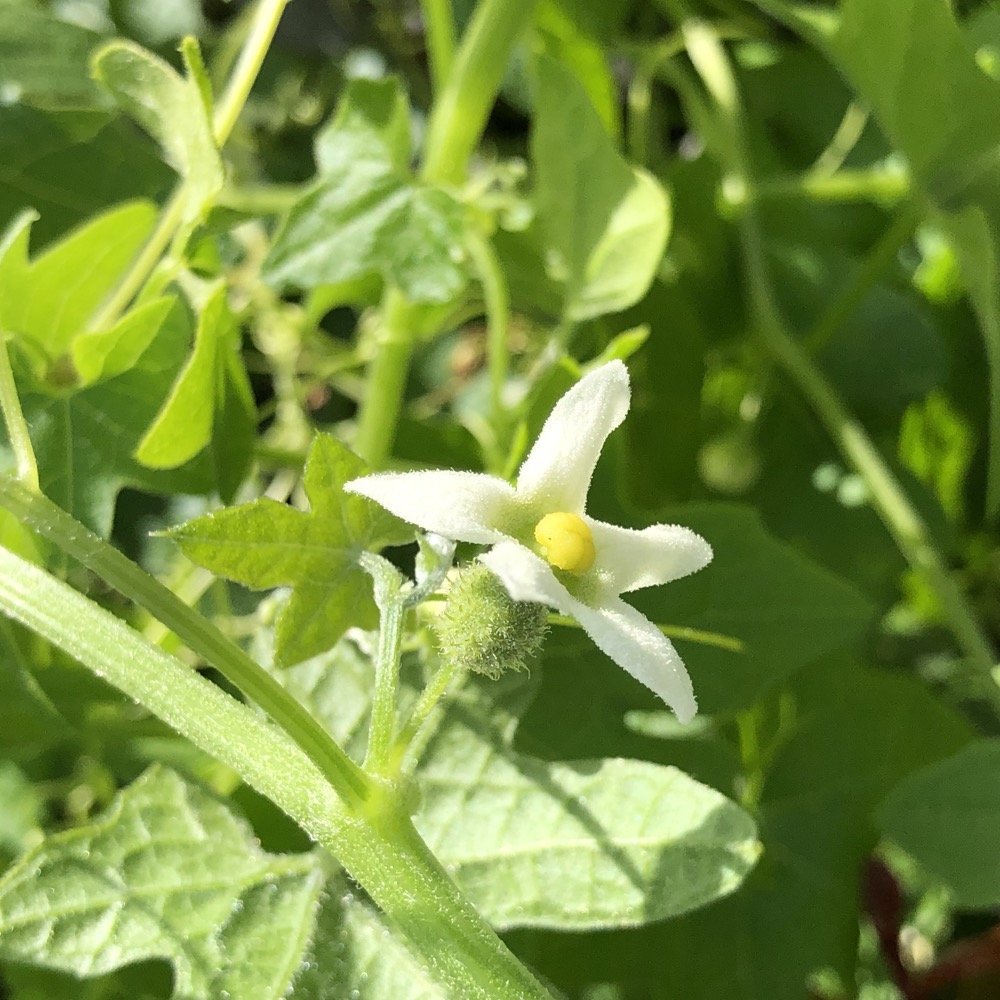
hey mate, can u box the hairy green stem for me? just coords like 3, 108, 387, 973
394, 653, 465, 771
0, 476, 371, 806
420, 0, 457, 93
0, 333, 39, 492
0, 546, 555, 1000
362, 556, 408, 774
755, 168, 911, 206
681, 19, 998, 680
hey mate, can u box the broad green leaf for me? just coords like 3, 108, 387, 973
91, 39, 223, 222
630, 504, 874, 714
532, 56, 670, 321
0, 766, 324, 999
291, 873, 447, 1000
136, 283, 238, 469
513, 662, 972, 999
169, 434, 406, 666
264, 77, 469, 304
14, 297, 214, 536
877, 739, 1000, 909
0, 106, 172, 246
0, 1, 103, 108
822, 0, 1000, 517
0, 201, 157, 362
415, 676, 759, 929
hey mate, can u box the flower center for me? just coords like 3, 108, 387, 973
533, 512, 595, 574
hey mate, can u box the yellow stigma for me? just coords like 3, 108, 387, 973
534, 512, 595, 574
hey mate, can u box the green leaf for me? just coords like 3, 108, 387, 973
877, 739, 1000, 909
512, 662, 972, 999
291, 873, 447, 1000
15, 297, 214, 536
0, 765, 324, 999
0, 1, 103, 108
91, 39, 223, 222
169, 434, 406, 666
415, 676, 759, 929
264, 78, 469, 304
136, 283, 242, 470
0, 106, 173, 246
823, 0, 1000, 518
630, 504, 874, 714
0, 201, 157, 362
532, 56, 670, 321
72, 296, 175, 385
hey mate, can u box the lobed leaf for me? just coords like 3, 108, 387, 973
264, 77, 469, 304
169, 434, 408, 666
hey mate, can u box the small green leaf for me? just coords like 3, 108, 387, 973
878, 739, 1000, 909
265, 77, 469, 304
0, 201, 157, 362
532, 56, 670, 321
0, 765, 324, 1000
0, 761, 41, 861
72, 296, 174, 384
91, 39, 223, 222
169, 434, 407, 666
136, 283, 233, 469
415, 677, 759, 929
15, 297, 214, 536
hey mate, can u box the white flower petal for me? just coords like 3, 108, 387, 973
573, 597, 698, 724
480, 540, 698, 723
586, 520, 713, 593
515, 360, 630, 512
478, 539, 574, 608
345, 471, 515, 544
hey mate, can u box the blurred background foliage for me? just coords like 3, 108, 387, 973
2, 0, 1000, 998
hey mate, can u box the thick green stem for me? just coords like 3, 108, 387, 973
0, 333, 38, 492
0, 476, 371, 807
420, 0, 457, 94
363, 556, 408, 774
0, 546, 555, 1000
420, 0, 538, 185
680, 19, 998, 680
354, 0, 538, 465
353, 289, 416, 466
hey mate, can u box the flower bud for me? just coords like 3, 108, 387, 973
433, 563, 548, 679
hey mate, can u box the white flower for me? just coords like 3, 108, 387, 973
345, 360, 712, 723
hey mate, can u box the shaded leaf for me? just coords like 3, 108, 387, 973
878, 738, 1000, 909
